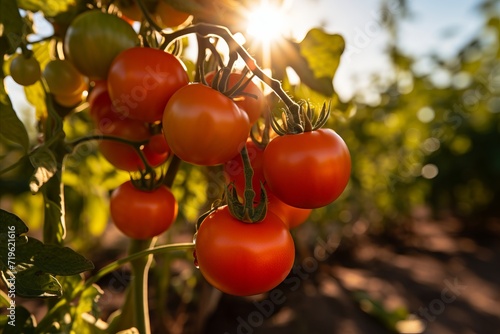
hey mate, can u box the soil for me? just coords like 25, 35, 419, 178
199, 207, 500, 334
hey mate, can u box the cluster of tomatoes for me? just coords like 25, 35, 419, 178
9, 4, 351, 297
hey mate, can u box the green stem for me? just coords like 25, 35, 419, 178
67, 134, 148, 151
128, 238, 155, 334
80, 243, 194, 293
34, 243, 194, 334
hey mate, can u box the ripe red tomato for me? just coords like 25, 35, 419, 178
92, 89, 169, 170
206, 72, 265, 124
162, 83, 250, 165
195, 205, 294, 296
224, 139, 266, 199
267, 193, 312, 229
43, 59, 87, 96
142, 133, 170, 167
108, 47, 189, 123
110, 181, 178, 239
224, 140, 311, 228
64, 10, 139, 80
9, 54, 41, 86
263, 129, 351, 209
88, 80, 123, 123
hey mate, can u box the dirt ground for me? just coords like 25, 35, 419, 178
201, 207, 500, 334
9, 207, 500, 334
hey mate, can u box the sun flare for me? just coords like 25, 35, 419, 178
246, 2, 287, 42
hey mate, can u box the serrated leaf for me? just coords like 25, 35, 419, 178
29, 147, 58, 193
0, 209, 29, 236
2, 263, 62, 298
299, 28, 345, 96
24, 81, 47, 119
32, 40, 52, 70
0, 0, 24, 55
0, 82, 30, 152
70, 284, 104, 334
17, 0, 77, 17
33, 244, 94, 275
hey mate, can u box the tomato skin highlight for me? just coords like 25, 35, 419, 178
195, 206, 295, 296
108, 47, 189, 123
263, 129, 351, 209
110, 181, 178, 239
163, 83, 250, 166
64, 10, 139, 80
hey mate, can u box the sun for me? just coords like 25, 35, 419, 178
246, 2, 287, 42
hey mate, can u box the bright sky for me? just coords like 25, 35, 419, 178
282, 0, 485, 100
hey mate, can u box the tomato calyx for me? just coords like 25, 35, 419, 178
271, 100, 331, 135
225, 145, 267, 223
204, 68, 259, 102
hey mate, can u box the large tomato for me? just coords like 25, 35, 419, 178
162, 83, 250, 165
9, 54, 41, 86
263, 129, 351, 209
110, 181, 177, 239
64, 10, 139, 80
206, 72, 265, 124
194, 206, 294, 296
108, 47, 189, 122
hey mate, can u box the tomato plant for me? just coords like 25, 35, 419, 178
108, 47, 189, 122
0, 1, 353, 332
194, 205, 295, 296
9, 53, 41, 86
163, 83, 250, 165
64, 10, 139, 79
206, 71, 266, 124
263, 128, 351, 209
110, 181, 178, 239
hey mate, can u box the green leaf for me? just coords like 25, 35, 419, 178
2, 263, 62, 298
70, 284, 105, 334
0, 209, 29, 237
0, 0, 24, 55
24, 81, 47, 120
29, 147, 58, 193
299, 28, 345, 96
0, 72, 30, 152
33, 243, 94, 275
17, 0, 77, 18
